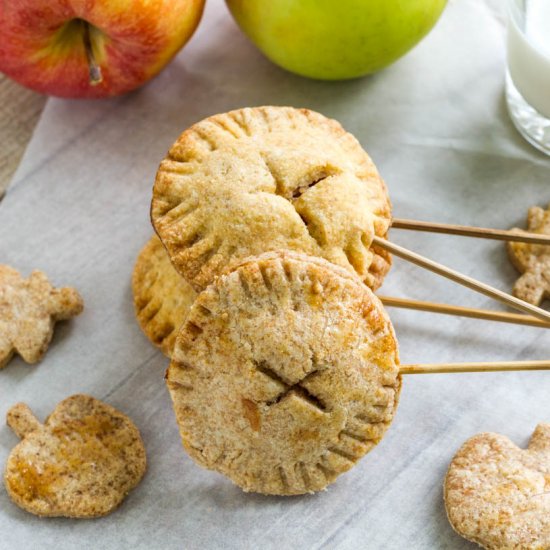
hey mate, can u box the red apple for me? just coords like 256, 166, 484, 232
0, 0, 205, 98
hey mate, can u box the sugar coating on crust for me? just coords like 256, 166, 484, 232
132, 236, 197, 356
167, 251, 401, 495
0, 265, 83, 369
151, 106, 392, 292
4, 395, 147, 518
508, 204, 550, 305
445, 424, 550, 550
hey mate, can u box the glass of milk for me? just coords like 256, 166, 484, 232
506, 0, 550, 155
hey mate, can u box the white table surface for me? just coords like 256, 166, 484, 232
1, 1, 549, 548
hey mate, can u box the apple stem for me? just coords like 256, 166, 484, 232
7, 403, 42, 439
82, 21, 103, 86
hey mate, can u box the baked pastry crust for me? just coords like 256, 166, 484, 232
5, 395, 147, 518
508, 204, 550, 305
166, 251, 400, 495
132, 235, 197, 356
151, 106, 392, 292
445, 425, 550, 550
0, 265, 83, 368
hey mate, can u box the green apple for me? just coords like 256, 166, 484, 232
226, 0, 447, 80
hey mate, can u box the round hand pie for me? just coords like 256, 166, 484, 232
4, 395, 146, 518
132, 235, 197, 356
151, 106, 392, 292
166, 251, 401, 495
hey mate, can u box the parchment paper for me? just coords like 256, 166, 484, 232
1, 1, 549, 548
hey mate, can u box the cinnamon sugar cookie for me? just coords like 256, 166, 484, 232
151, 106, 391, 292
5, 395, 146, 518
445, 424, 550, 550
132, 236, 196, 356
0, 265, 83, 368
508, 204, 550, 305
166, 251, 401, 495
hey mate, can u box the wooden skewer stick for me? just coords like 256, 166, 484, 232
378, 295, 550, 328
371, 236, 550, 324
392, 218, 550, 245
400, 360, 550, 375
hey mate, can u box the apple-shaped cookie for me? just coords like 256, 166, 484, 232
0, 0, 205, 98
445, 424, 550, 550
4, 395, 146, 518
